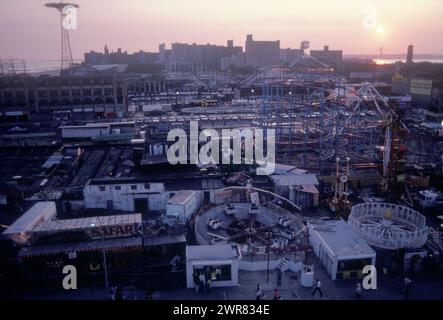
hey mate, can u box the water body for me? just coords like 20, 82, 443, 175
373, 58, 443, 65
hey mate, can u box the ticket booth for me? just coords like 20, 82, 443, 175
186, 244, 240, 288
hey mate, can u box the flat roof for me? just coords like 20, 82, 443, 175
144, 234, 186, 247
19, 236, 142, 257
3, 202, 56, 235
186, 244, 239, 261
271, 174, 319, 186
167, 190, 196, 206
60, 121, 135, 129
308, 219, 375, 259
33, 213, 142, 233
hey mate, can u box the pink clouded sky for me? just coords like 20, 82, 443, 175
1, 0, 442, 60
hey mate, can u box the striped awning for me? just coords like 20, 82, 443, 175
19, 237, 143, 258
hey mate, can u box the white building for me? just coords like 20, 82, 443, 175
186, 244, 240, 288
2, 201, 143, 246
308, 218, 376, 280
61, 121, 135, 139
83, 179, 168, 213
2, 201, 57, 245
271, 172, 319, 210
166, 190, 201, 223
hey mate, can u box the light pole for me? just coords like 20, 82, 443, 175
248, 89, 254, 104
91, 218, 109, 295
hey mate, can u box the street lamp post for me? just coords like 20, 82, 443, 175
91, 219, 109, 295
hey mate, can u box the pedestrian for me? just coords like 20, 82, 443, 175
255, 284, 264, 300
198, 273, 206, 292
311, 279, 323, 297
193, 273, 200, 293
404, 277, 412, 298
205, 278, 212, 292
109, 286, 116, 300
115, 286, 123, 300
273, 288, 280, 300
355, 283, 362, 299
277, 269, 282, 286
146, 287, 153, 300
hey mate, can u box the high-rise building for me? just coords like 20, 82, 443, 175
407, 44, 414, 64
310, 45, 343, 66
169, 41, 242, 70
158, 43, 166, 63
0, 67, 128, 121
244, 34, 280, 68
84, 47, 159, 65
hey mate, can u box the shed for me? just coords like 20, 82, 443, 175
166, 190, 200, 223
308, 218, 376, 280
271, 174, 319, 209
186, 244, 240, 288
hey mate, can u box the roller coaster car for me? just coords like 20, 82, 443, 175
208, 217, 223, 230
249, 203, 259, 215
224, 203, 235, 215
277, 217, 291, 228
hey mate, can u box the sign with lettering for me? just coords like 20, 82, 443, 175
215, 189, 232, 201
87, 222, 143, 240
250, 192, 260, 205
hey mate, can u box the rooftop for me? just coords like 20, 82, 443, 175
33, 213, 142, 233
167, 190, 197, 205
308, 218, 375, 258
186, 244, 240, 261
271, 173, 319, 186
3, 201, 56, 235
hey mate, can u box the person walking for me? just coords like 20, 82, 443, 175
115, 286, 123, 300
205, 277, 212, 293
311, 279, 323, 297
109, 286, 116, 300
255, 284, 264, 300
404, 277, 412, 298
355, 283, 362, 299
273, 288, 281, 300
198, 273, 206, 293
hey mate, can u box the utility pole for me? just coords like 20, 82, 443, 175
92, 217, 109, 295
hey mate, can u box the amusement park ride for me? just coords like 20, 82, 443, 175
378, 100, 408, 201
329, 157, 351, 218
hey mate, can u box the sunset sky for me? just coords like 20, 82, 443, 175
1, 0, 442, 60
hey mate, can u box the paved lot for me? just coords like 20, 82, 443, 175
20, 260, 443, 300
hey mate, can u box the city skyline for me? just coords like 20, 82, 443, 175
0, 0, 442, 60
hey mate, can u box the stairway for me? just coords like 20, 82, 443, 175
277, 257, 290, 272
428, 228, 443, 253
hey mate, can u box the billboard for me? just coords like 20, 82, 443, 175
410, 79, 432, 96
87, 222, 143, 240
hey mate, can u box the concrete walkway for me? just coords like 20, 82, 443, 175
20, 260, 443, 300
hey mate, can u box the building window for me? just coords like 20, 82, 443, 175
193, 265, 232, 282
104, 88, 113, 95
131, 185, 137, 191
144, 183, 151, 190
115, 185, 121, 191
98, 186, 106, 192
